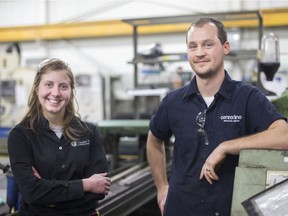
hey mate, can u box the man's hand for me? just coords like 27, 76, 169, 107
199, 144, 227, 184
157, 185, 169, 216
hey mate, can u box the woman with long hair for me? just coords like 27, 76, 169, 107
8, 58, 110, 216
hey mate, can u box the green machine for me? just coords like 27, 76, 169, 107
231, 149, 288, 215
272, 90, 288, 118
97, 119, 150, 169
232, 91, 288, 215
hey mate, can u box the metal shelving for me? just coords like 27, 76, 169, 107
128, 49, 259, 65
123, 10, 263, 87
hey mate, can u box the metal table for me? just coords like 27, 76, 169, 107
97, 119, 149, 135
97, 119, 150, 169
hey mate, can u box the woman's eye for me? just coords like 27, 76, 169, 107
45, 83, 52, 87
60, 85, 68, 90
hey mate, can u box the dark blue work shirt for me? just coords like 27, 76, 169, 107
149, 72, 285, 216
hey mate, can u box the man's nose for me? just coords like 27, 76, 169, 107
196, 46, 205, 56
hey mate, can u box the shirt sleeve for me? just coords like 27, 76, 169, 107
86, 123, 108, 176
245, 87, 286, 132
149, 95, 173, 141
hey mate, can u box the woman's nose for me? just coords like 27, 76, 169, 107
51, 86, 60, 95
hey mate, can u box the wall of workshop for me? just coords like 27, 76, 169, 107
0, 0, 288, 125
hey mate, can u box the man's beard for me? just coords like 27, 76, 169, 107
194, 68, 217, 79
191, 60, 224, 80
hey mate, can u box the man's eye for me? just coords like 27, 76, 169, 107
189, 45, 197, 51
204, 43, 213, 48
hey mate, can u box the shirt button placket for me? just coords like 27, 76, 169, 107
58, 144, 65, 169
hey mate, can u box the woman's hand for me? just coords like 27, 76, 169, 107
82, 173, 111, 195
32, 166, 41, 179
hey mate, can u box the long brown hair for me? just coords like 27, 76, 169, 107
20, 58, 87, 140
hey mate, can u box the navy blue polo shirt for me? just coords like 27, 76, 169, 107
149, 72, 285, 216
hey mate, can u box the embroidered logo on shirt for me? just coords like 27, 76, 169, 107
70, 140, 90, 147
220, 115, 242, 123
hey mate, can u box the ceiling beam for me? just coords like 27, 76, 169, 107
0, 8, 287, 43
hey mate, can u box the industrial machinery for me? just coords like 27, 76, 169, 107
0, 43, 35, 128
242, 177, 288, 216
257, 32, 281, 95
231, 149, 288, 216
259, 33, 280, 81
272, 90, 288, 118
97, 162, 171, 216
96, 119, 171, 216
0, 43, 104, 130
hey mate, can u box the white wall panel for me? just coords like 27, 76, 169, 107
0, 0, 46, 27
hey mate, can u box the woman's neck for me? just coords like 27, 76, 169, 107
44, 113, 64, 128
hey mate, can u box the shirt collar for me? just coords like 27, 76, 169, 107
183, 71, 234, 100
183, 76, 198, 99
38, 116, 50, 130
217, 71, 234, 100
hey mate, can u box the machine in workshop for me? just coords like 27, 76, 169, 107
0, 43, 35, 128
231, 33, 288, 216
0, 43, 35, 154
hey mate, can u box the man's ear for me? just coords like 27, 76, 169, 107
223, 41, 230, 55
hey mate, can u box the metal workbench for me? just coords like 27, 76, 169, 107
97, 119, 149, 169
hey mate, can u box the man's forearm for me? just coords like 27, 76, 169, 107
221, 119, 288, 155
147, 132, 169, 190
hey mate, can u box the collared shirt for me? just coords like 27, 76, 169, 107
150, 72, 285, 216
8, 117, 108, 216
